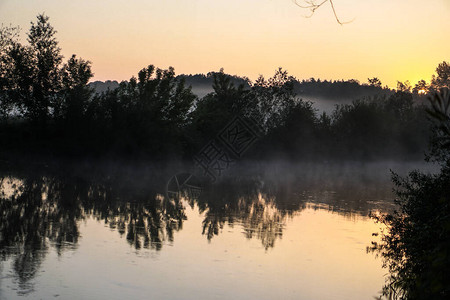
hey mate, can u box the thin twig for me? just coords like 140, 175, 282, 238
292, 0, 354, 25
329, 0, 354, 25
293, 0, 327, 11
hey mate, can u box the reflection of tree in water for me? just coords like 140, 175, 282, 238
0, 168, 186, 293
0, 163, 395, 293
200, 197, 285, 250
195, 177, 305, 250
93, 193, 186, 251
193, 164, 396, 249
0, 174, 81, 294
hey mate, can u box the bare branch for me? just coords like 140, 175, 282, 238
329, 0, 354, 25
292, 0, 327, 11
292, 0, 354, 25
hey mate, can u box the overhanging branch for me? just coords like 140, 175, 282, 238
292, 0, 354, 25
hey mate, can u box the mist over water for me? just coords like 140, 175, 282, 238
0, 160, 437, 299
1, 2, 448, 297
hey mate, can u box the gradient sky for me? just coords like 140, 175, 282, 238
1, 0, 449, 87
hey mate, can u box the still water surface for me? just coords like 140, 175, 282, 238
0, 161, 434, 299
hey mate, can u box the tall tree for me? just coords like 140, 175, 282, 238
249, 68, 296, 131
60, 54, 93, 130
0, 39, 34, 120
431, 61, 450, 92
26, 14, 63, 125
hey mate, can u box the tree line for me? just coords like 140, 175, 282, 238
0, 15, 448, 162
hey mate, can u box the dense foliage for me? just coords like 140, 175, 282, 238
372, 89, 450, 299
0, 15, 446, 163
1, 14, 450, 299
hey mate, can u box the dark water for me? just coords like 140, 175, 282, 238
0, 161, 436, 299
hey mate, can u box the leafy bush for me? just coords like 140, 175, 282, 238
372, 89, 450, 299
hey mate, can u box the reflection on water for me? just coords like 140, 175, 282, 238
0, 161, 433, 299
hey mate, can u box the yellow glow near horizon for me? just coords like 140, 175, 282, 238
1, 0, 449, 88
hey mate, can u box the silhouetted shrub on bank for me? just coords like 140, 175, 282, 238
371, 89, 450, 299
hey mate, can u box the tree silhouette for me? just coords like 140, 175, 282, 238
413, 79, 429, 95
0, 14, 95, 130
368, 77, 382, 88
0, 25, 21, 119
396, 80, 412, 93
26, 14, 63, 126
59, 54, 93, 130
371, 89, 450, 299
431, 61, 450, 92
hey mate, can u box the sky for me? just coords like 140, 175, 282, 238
1, 0, 449, 88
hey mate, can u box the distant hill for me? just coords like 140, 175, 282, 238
89, 80, 120, 94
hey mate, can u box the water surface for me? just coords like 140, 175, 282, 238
0, 161, 435, 299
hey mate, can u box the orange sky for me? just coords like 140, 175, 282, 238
1, 0, 449, 88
